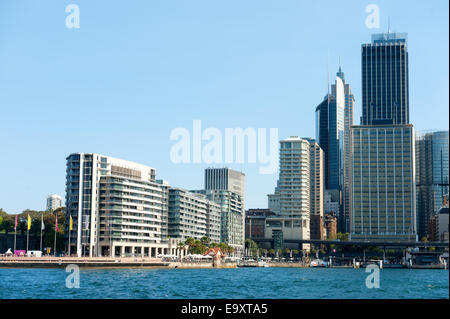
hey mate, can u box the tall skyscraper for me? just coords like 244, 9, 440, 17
351, 125, 417, 241
416, 130, 449, 239
361, 33, 409, 125
333, 67, 355, 233
315, 90, 344, 190
316, 69, 350, 231
351, 32, 417, 242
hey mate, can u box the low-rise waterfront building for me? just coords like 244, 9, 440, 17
324, 213, 337, 240
192, 189, 244, 255
310, 214, 324, 240
168, 188, 221, 243
245, 209, 274, 241
65, 153, 183, 257
168, 188, 208, 240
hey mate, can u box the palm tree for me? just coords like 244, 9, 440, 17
177, 242, 185, 255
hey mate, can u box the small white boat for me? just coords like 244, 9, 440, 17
310, 259, 328, 267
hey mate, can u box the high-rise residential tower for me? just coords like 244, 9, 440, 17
46, 194, 63, 211
305, 138, 325, 240
265, 137, 311, 249
361, 33, 409, 125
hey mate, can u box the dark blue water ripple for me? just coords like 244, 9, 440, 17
0, 268, 448, 299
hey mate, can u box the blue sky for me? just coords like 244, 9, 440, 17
0, 0, 448, 214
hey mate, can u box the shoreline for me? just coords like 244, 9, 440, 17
1, 257, 447, 270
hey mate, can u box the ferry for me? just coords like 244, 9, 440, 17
408, 252, 447, 269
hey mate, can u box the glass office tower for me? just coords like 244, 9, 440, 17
416, 130, 449, 239
361, 33, 409, 126
351, 33, 416, 242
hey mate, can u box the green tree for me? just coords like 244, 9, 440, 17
200, 236, 210, 246
258, 248, 266, 257
0, 215, 14, 235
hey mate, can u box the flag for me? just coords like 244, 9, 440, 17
14, 215, 18, 230
55, 216, 59, 232
27, 215, 31, 231
69, 216, 73, 231
41, 214, 45, 230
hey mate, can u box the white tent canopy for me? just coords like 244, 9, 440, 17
157, 254, 178, 258
185, 254, 212, 259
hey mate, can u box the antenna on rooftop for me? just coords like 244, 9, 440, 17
327, 50, 330, 95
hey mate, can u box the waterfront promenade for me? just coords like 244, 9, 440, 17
0, 256, 237, 269
0, 256, 309, 269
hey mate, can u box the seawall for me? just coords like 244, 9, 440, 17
0, 257, 237, 269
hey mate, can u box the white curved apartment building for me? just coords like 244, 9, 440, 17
65, 153, 180, 257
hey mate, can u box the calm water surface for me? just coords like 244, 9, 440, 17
0, 268, 448, 299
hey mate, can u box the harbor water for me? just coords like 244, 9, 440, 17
0, 267, 448, 299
